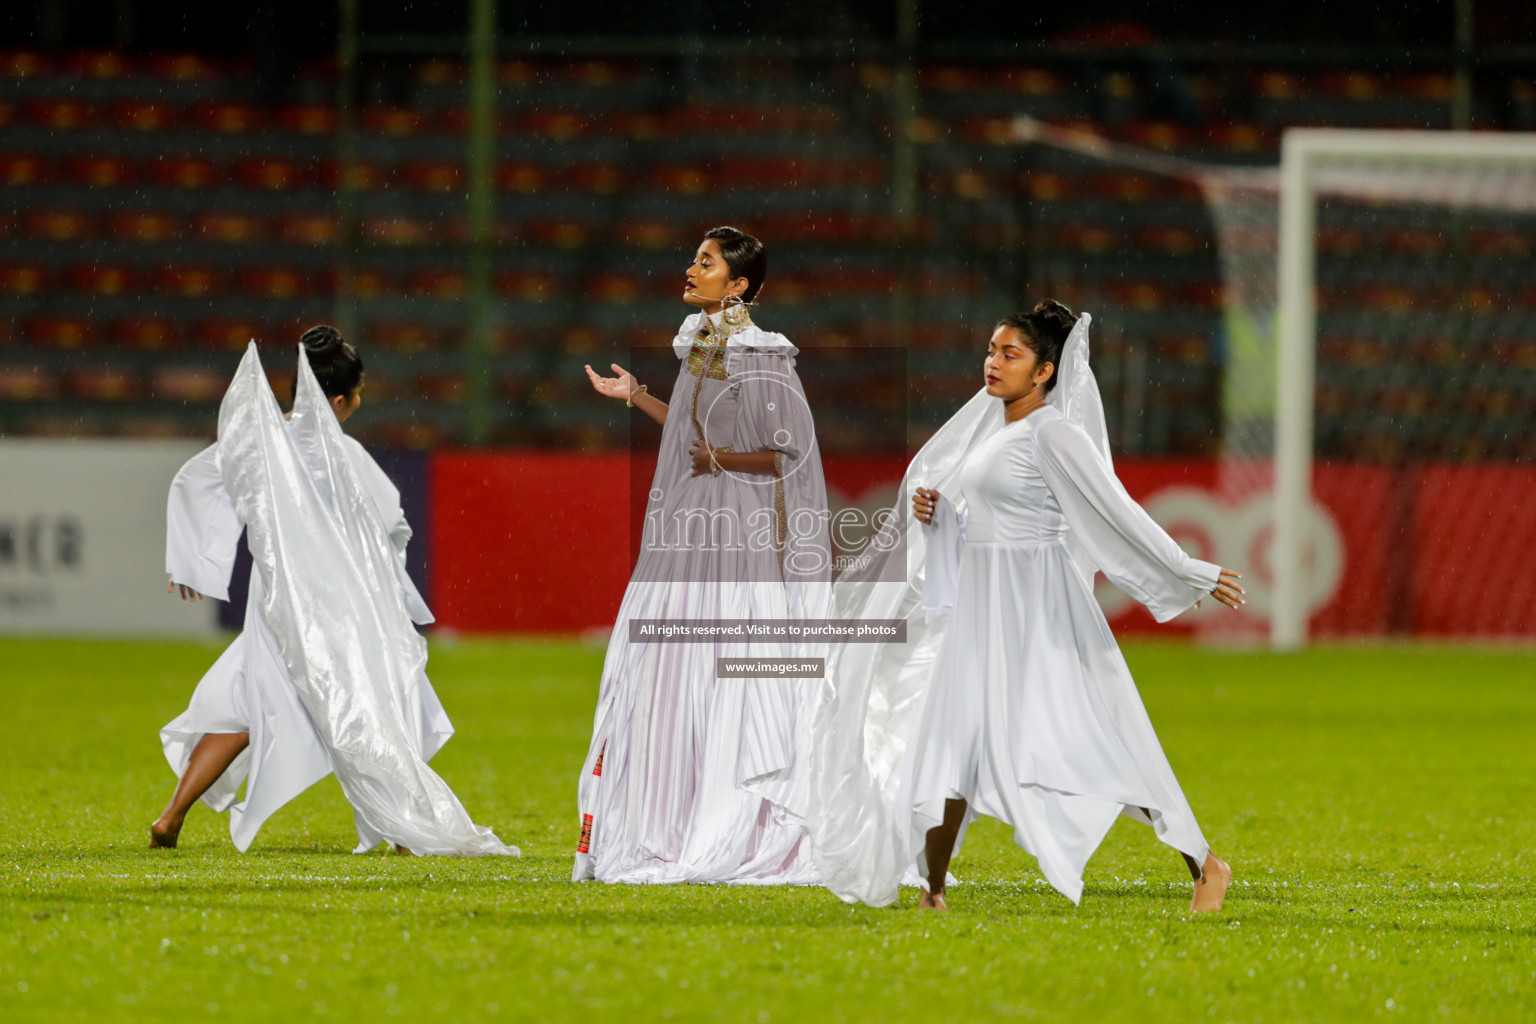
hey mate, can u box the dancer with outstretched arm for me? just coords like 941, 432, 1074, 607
576, 226, 831, 884
813, 302, 1241, 911
153, 327, 517, 858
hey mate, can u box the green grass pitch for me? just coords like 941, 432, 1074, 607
2, 636, 1533, 1023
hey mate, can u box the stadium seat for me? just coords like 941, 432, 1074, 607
192, 102, 262, 133
195, 213, 266, 244
1051, 224, 1121, 253
156, 266, 225, 298
0, 154, 48, 185
409, 269, 467, 299
521, 110, 589, 140
0, 264, 48, 295
25, 99, 94, 130
363, 107, 427, 136
235, 158, 308, 190
415, 372, 467, 401
616, 219, 681, 250
996, 67, 1066, 96
151, 155, 220, 189
151, 366, 228, 402
65, 155, 135, 187
108, 101, 179, 132
276, 105, 340, 135
370, 323, 443, 353
108, 212, 182, 243
65, 265, 137, 296
147, 54, 223, 80
586, 275, 640, 304
0, 366, 58, 399
65, 368, 143, 401
276, 214, 339, 246
498, 270, 562, 301
195, 318, 268, 351
1135, 225, 1205, 255
497, 162, 546, 193
21, 210, 96, 241
526, 220, 591, 248
605, 111, 668, 142
402, 160, 464, 192
1107, 280, 1170, 310
1021, 171, 1074, 201
66, 52, 132, 78
0, 52, 51, 77
347, 268, 396, 299
238, 267, 309, 300
24, 316, 93, 349
362, 216, 435, 246
111, 318, 183, 351
648, 165, 709, 195
566, 162, 626, 193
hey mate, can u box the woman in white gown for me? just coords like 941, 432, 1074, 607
576, 227, 831, 884
152, 327, 516, 858
811, 302, 1242, 911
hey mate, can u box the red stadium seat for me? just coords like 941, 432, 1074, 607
0, 52, 51, 77
1383, 228, 1446, 256
342, 268, 396, 299
0, 366, 58, 399
151, 155, 220, 189
147, 54, 223, 80
959, 116, 1013, 146
497, 270, 562, 301
360, 216, 434, 246
156, 266, 225, 298
312, 159, 388, 190
402, 160, 464, 192
1401, 73, 1455, 101
0, 154, 49, 185
238, 267, 309, 300
195, 318, 267, 351
1154, 334, 1210, 365
714, 157, 811, 189
521, 110, 590, 140
1085, 172, 1165, 202
65, 155, 136, 188
110, 318, 183, 351
234, 158, 308, 190
107, 212, 182, 243
1179, 280, 1224, 310
415, 59, 462, 86
277, 214, 339, 246
566, 60, 630, 86
1318, 71, 1383, 100
1254, 70, 1306, 99
65, 265, 137, 296
66, 368, 144, 401
497, 162, 547, 193
616, 219, 682, 249
1106, 280, 1170, 311
65, 52, 132, 78
0, 264, 49, 295
526, 220, 591, 248
108, 101, 179, 132
648, 165, 709, 195
1050, 224, 1121, 253
371, 323, 443, 353
1204, 123, 1276, 153
194, 213, 266, 244
606, 111, 668, 141
1020, 171, 1074, 201
1119, 121, 1192, 152
192, 103, 263, 133
415, 372, 467, 401
566, 163, 626, 193
409, 269, 467, 299
1135, 225, 1205, 255
586, 275, 640, 304
21, 210, 97, 242
24, 316, 93, 349
276, 105, 339, 135
151, 367, 229, 402
920, 66, 983, 92
1469, 230, 1532, 257
362, 106, 425, 136
24, 99, 92, 131
997, 67, 1066, 96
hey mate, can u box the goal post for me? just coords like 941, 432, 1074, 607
1273, 129, 1536, 650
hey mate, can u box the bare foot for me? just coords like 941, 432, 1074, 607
1191, 853, 1231, 912
149, 817, 181, 849
919, 889, 948, 911
392, 844, 412, 855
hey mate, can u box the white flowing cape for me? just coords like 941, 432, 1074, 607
811, 314, 1146, 905
209, 342, 517, 856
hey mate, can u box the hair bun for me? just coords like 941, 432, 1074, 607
299, 324, 344, 353
1031, 300, 1076, 331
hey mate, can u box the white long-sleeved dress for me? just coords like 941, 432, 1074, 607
905, 404, 1220, 903
160, 344, 512, 856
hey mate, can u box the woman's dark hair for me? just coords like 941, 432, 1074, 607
996, 300, 1077, 392
703, 225, 767, 304
294, 324, 364, 402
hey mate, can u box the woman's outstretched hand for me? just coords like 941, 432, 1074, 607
913, 487, 940, 525
168, 581, 204, 602
1207, 569, 1245, 609
584, 362, 639, 402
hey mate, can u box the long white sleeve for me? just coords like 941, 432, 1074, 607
165, 445, 243, 602
1035, 418, 1219, 623
920, 493, 967, 623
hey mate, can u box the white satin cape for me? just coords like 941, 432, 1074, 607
160, 343, 517, 857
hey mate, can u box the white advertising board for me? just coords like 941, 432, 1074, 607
0, 439, 221, 636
